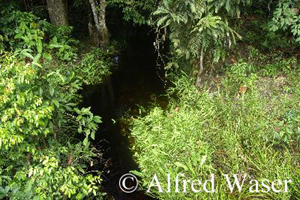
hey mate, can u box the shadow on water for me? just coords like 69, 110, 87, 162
82, 26, 167, 199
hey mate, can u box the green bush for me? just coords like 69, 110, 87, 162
75, 47, 116, 85
269, 0, 300, 44
131, 63, 300, 199
0, 6, 78, 61
0, 52, 103, 199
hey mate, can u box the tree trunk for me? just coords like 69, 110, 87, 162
196, 46, 204, 88
98, 0, 109, 46
46, 0, 69, 26
89, 0, 109, 47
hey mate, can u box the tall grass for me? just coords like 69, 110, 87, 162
130, 61, 300, 199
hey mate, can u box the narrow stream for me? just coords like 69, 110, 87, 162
82, 26, 167, 199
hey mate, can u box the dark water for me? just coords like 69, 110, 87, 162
83, 27, 167, 199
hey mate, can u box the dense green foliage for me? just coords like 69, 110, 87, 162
0, 3, 113, 199
131, 55, 300, 199
0, 5, 78, 61
108, 0, 158, 24
76, 47, 116, 85
0, 52, 103, 199
269, 0, 300, 44
152, 0, 250, 74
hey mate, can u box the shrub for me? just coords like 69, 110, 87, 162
0, 52, 103, 199
75, 47, 116, 85
0, 5, 78, 61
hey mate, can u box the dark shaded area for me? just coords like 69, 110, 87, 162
82, 25, 166, 199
